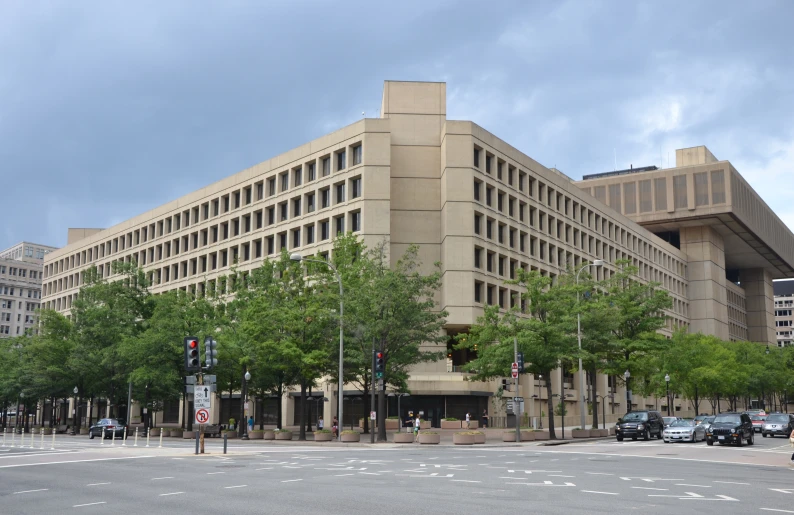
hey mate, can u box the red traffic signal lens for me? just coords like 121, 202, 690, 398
189, 340, 198, 349
376, 352, 383, 359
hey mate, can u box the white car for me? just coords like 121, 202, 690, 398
663, 418, 706, 443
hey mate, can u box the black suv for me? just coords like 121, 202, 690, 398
615, 410, 664, 441
706, 412, 754, 446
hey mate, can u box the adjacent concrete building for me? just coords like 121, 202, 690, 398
41, 81, 794, 430
0, 242, 57, 338
773, 280, 794, 347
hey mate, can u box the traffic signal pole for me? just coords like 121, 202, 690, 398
514, 336, 520, 444
198, 370, 205, 454
371, 348, 376, 444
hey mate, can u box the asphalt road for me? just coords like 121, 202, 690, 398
2, 432, 794, 514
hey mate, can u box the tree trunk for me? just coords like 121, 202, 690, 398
144, 385, 151, 434
276, 383, 283, 430
298, 381, 307, 441
377, 384, 387, 442
363, 376, 370, 434
545, 376, 556, 439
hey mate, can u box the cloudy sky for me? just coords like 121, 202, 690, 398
1, 0, 793, 251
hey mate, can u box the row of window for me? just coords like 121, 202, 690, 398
0, 312, 35, 323
45, 143, 364, 280
473, 145, 686, 279
44, 211, 362, 298
0, 265, 39, 279
776, 309, 793, 317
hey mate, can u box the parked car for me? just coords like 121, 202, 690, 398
663, 416, 679, 427
706, 413, 754, 446
762, 413, 794, 438
750, 415, 767, 433
744, 409, 767, 417
699, 416, 716, 433
615, 410, 665, 441
88, 418, 127, 439
663, 418, 706, 443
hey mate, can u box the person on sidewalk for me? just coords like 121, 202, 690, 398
332, 416, 339, 438
465, 412, 471, 429
248, 416, 254, 433
318, 416, 324, 430
790, 429, 794, 464
481, 409, 488, 429
414, 416, 421, 442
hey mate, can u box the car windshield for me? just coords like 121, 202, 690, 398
767, 415, 789, 422
714, 414, 741, 424
670, 419, 695, 427
750, 415, 766, 421
622, 412, 649, 422
704, 416, 715, 423
663, 417, 676, 424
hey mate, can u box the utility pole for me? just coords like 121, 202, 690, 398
370, 345, 376, 444
514, 336, 520, 444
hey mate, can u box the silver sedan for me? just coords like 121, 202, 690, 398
663, 419, 706, 443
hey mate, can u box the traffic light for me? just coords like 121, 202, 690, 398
184, 336, 200, 372
374, 351, 385, 379
517, 352, 524, 374
204, 336, 218, 370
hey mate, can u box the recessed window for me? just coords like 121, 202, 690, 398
320, 220, 330, 241
293, 198, 301, 217
336, 183, 345, 204
280, 173, 289, 192
353, 145, 362, 165
306, 224, 315, 244
268, 178, 276, 196
473, 147, 480, 168
294, 167, 302, 187
292, 229, 301, 249
279, 202, 288, 221
308, 162, 316, 182
321, 187, 330, 208
351, 211, 361, 232
336, 150, 346, 171
322, 157, 331, 177
473, 181, 481, 201
335, 215, 345, 235
350, 177, 361, 199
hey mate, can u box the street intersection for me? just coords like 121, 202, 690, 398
1, 433, 794, 514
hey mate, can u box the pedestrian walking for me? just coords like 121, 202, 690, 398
318, 416, 324, 430
790, 429, 794, 463
414, 416, 421, 442
465, 412, 471, 429
248, 416, 254, 432
332, 416, 339, 438
481, 409, 488, 429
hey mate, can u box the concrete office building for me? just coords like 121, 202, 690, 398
773, 280, 794, 347
0, 242, 56, 338
42, 81, 794, 430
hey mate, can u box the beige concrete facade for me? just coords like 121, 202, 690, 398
774, 280, 794, 347
42, 82, 793, 429
0, 242, 57, 339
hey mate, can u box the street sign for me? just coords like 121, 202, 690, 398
204, 375, 216, 384
511, 362, 518, 379
370, 411, 376, 421
185, 376, 196, 385
186, 384, 215, 394
513, 397, 524, 402
195, 408, 210, 425
194, 386, 212, 409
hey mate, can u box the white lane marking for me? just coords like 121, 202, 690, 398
224, 485, 247, 489
585, 472, 614, 476
206, 472, 225, 475
451, 480, 481, 483
761, 509, 794, 513
713, 480, 750, 485
159, 492, 184, 497
632, 487, 668, 491
581, 490, 619, 495
0, 451, 79, 459
13, 489, 49, 494
548, 474, 576, 478
0, 455, 154, 469
255, 467, 272, 471
73, 502, 106, 508
281, 479, 302, 483
86, 483, 110, 486
151, 477, 174, 480
334, 474, 354, 477
675, 484, 711, 488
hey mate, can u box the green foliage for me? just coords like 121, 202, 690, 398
554, 402, 567, 416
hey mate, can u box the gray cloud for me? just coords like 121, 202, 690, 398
1, 0, 792, 249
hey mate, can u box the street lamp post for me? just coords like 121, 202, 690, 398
291, 253, 344, 442
664, 374, 670, 417
576, 260, 604, 431
307, 396, 328, 433
624, 370, 631, 414
595, 393, 614, 429
18, 392, 25, 434
240, 370, 251, 440
388, 393, 410, 432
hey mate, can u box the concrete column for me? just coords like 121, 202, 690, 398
679, 226, 730, 340
742, 268, 776, 345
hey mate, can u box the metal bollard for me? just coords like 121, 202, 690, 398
51, 428, 55, 450
158, 432, 163, 448
223, 432, 228, 454
101, 427, 105, 445
2, 427, 5, 447
112, 428, 116, 446
11, 427, 15, 447
40, 429, 44, 450
134, 427, 138, 447
146, 429, 150, 448
122, 427, 127, 446
195, 431, 199, 455
20, 429, 24, 448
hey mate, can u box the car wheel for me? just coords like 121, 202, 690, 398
763, 432, 768, 437
737, 435, 744, 447
643, 430, 650, 441
616, 436, 623, 442
89, 431, 94, 440
631, 436, 637, 441
748, 432, 754, 445
707, 439, 713, 446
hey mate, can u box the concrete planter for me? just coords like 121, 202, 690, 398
149, 428, 161, 437
594, 429, 609, 437
79, 428, 90, 435
248, 430, 264, 440
183, 431, 195, 439
453, 433, 475, 445
314, 432, 333, 442
223, 431, 238, 439
169, 429, 183, 438
473, 432, 485, 444
385, 419, 399, 430
503, 432, 518, 442
609, 427, 617, 436
263, 431, 275, 440
441, 420, 461, 430
533, 432, 550, 441
572, 429, 590, 438
465, 421, 479, 429
340, 431, 360, 442
41, 427, 53, 435
417, 432, 440, 444
393, 432, 415, 443
521, 431, 536, 441
160, 429, 171, 437
274, 431, 292, 441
